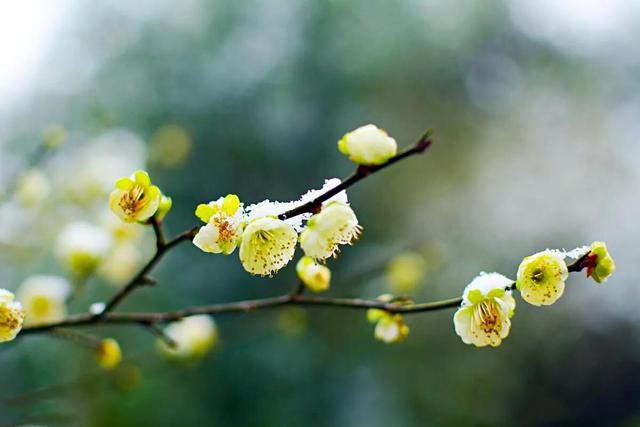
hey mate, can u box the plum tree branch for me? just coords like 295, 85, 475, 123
18, 258, 589, 336
94, 130, 434, 318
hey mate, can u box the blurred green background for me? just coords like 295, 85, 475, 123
1, 0, 639, 425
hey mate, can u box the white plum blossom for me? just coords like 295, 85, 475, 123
454, 272, 516, 347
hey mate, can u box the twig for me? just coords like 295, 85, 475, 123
19, 257, 588, 336
96, 131, 433, 318
278, 129, 433, 220
97, 222, 198, 317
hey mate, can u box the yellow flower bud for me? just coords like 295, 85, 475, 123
338, 124, 397, 165
96, 338, 122, 370
586, 241, 615, 284
299, 202, 362, 260
453, 272, 515, 347
0, 289, 24, 343
157, 315, 218, 361
516, 250, 568, 306
109, 170, 162, 223
296, 256, 331, 292
155, 194, 173, 222
239, 217, 297, 276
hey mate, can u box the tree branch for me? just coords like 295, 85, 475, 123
19, 256, 589, 337
96, 223, 198, 318
278, 129, 433, 220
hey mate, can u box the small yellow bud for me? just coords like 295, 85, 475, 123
109, 170, 162, 223
338, 124, 397, 165
299, 202, 362, 260
157, 315, 218, 361
516, 250, 568, 306
155, 194, 173, 222
585, 241, 615, 284
96, 338, 122, 370
296, 256, 331, 292
239, 217, 297, 276
0, 289, 24, 343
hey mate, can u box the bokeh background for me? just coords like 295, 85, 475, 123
1, 1, 639, 426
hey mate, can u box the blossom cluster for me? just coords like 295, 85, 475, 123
0, 119, 618, 373
453, 242, 615, 348
189, 124, 394, 280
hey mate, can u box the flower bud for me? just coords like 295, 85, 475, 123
96, 338, 122, 369
296, 256, 331, 292
157, 315, 218, 361
338, 124, 397, 165
586, 241, 615, 284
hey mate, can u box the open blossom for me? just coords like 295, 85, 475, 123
585, 241, 615, 284
109, 170, 162, 223
193, 194, 244, 255
296, 256, 331, 292
299, 202, 362, 260
338, 124, 397, 166
96, 338, 122, 370
454, 273, 516, 347
17, 276, 70, 326
56, 221, 113, 278
366, 294, 410, 344
239, 217, 297, 276
0, 289, 24, 342
157, 315, 218, 361
516, 250, 568, 306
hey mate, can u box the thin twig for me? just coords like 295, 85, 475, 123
97, 223, 198, 317
96, 131, 432, 318
278, 130, 433, 220
19, 258, 589, 336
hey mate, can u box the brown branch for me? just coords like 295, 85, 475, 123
94, 130, 434, 318
97, 223, 199, 318
19, 256, 590, 337
278, 129, 433, 220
